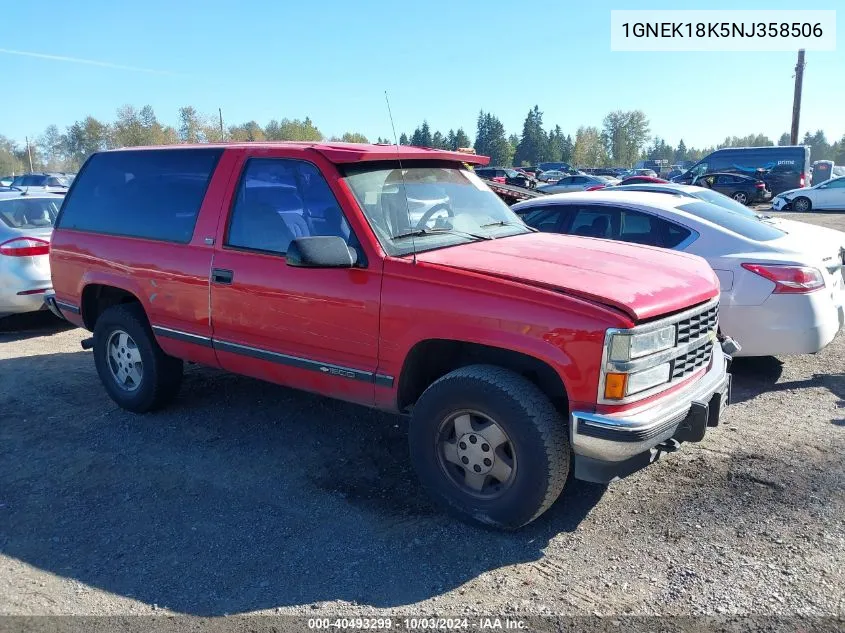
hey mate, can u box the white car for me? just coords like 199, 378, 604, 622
512, 190, 845, 357
772, 175, 845, 212
0, 191, 62, 317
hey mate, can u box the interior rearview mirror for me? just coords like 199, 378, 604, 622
286, 236, 357, 268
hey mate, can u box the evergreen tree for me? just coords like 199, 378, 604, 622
514, 105, 549, 166
454, 128, 471, 150
474, 111, 512, 166
674, 139, 687, 163
410, 121, 432, 147
560, 135, 574, 163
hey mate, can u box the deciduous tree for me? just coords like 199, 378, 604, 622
572, 126, 608, 167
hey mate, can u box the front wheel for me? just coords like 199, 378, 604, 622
792, 196, 812, 212
409, 365, 569, 529
93, 303, 183, 413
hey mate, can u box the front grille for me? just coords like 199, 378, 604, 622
671, 342, 713, 379
676, 303, 719, 344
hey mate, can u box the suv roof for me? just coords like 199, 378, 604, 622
106, 142, 490, 165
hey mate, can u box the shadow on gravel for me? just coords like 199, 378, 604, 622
731, 356, 845, 424
0, 311, 73, 342
728, 356, 784, 404
0, 351, 604, 616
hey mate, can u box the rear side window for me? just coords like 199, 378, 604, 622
677, 201, 785, 241
564, 205, 692, 248
0, 197, 62, 228
57, 149, 222, 243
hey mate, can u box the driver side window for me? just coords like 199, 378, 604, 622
226, 158, 353, 255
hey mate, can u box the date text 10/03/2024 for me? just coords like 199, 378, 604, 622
307, 618, 527, 630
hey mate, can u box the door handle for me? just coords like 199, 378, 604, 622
212, 268, 234, 285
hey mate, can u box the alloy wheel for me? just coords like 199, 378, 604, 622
436, 410, 517, 498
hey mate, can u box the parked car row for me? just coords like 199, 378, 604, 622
474, 167, 538, 189
670, 146, 810, 196
5, 141, 843, 532
1, 172, 75, 194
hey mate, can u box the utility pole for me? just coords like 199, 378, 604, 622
219, 108, 224, 141
790, 49, 805, 145
25, 136, 34, 171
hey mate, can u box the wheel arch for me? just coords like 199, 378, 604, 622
81, 283, 144, 331
397, 339, 570, 416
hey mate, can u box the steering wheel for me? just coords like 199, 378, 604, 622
416, 203, 454, 228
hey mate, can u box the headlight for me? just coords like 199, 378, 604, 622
625, 363, 672, 395
608, 325, 676, 362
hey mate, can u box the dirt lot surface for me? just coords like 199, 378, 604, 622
1, 210, 844, 620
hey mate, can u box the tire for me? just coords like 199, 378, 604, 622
732, 191, 749, 205
409, 364, 569, 529
92, 303, 183, 413
792, 196, 812, 212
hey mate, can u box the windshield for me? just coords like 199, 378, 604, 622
690, 188, 758, 218
0, 197, 61, 229
342, 165, 531, 256
677, 201, 785, 242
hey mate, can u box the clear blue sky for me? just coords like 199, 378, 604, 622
4, 0, 843, 149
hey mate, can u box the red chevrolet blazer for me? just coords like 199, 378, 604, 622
47, 142, 731, 528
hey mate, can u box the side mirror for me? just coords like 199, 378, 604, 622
286, 236, 357, 268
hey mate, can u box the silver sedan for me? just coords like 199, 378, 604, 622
0, 191, 63, 317
537, 174, 612, 193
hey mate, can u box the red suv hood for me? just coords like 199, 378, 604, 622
415, 233, 718, 322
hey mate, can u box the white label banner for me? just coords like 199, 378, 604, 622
610, 10, 836, 51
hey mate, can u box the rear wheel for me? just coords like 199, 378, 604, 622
93, 304, 183, 413
732, 191, 749, 205
409, 364, 569, 529
792, 196, 812, 212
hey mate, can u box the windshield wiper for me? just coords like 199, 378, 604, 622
392, 227, 493, 242
480, 220, 537, 233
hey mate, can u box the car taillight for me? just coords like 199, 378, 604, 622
755, 182, 765, 189
799, 172, 806, 187
741, 263, 824, 293
0, 237, 50, 257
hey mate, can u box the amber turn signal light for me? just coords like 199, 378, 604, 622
604, 373, 627, 400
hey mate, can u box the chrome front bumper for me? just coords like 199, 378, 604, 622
571, 350, 731, 481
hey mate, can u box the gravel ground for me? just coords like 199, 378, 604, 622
1, 210, 844, 620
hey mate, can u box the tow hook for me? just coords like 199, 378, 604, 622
718, 334, 740, 372
80, 337, 94, 350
